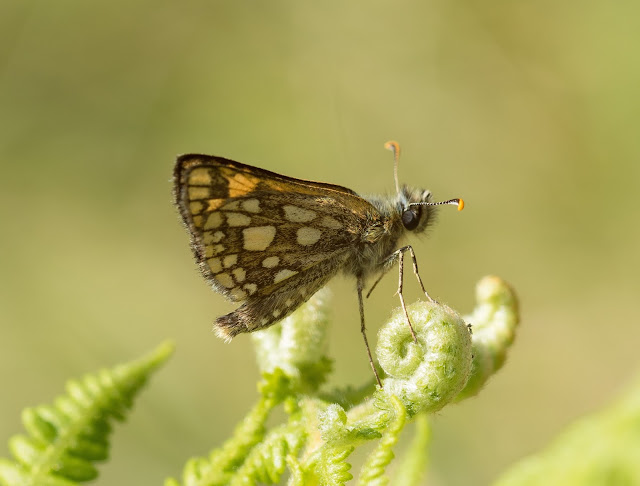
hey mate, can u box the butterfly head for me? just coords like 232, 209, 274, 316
397, 186, 434, 233
386, 140, 464, 234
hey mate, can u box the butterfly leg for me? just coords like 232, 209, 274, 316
357, 276, 383, 387
372, 244, 442, 342
396, 249, 419, 343
402, 245, 439, 304
369, 247, 420, 342
365, 242, 420, 299
365, 258, 395, 298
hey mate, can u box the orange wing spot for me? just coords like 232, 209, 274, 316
228, 173, 259, 197
263, 180, 285, 192
457, 198, 465, 211
207, 199, 225, 211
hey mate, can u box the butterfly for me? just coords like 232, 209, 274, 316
173, 142, 463, 385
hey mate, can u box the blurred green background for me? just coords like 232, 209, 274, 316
1, 1, 639, 484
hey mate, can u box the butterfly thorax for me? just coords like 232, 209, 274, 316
343, 186, 435, 280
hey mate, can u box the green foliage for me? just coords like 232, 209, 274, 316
389, 415, 431, 486
377, 301, 472, 415
168, 275, 520, 485
7, 276, 637, 485
1, 276, 527, 485
0, 341, 173, 486
493, 374, 640, 486
357, 396, 406, 485
252, 289, 333, 393
457, 276, 519, 401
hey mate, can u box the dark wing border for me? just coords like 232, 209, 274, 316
174, 153, 361, 200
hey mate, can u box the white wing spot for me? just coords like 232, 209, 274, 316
226, 212, 251, 227
223, 254, 237, 268
189, 201, 204, 214
262, 256, 280, 268
207, 257, 222, 273
243, 226, 276, 251
188, 167, 212, 185
285, 298, 293, 307
203, 232, 214, 244
320, 215, 342, 229
272, 309, 282, 318
215, 273, 235, 289
297, 227, 322, 246
283, 205, 317, 223
220, 201, 240, 211
260, 317, 269, 326
241, 199, 261, 213
204, 241, 225, 253
230, 287, 247, 300
243, 283, 257, 295
188, 186, 210, 200
204, 212, 223, 229
274, 269, 298, 284
232, 268, 246, 282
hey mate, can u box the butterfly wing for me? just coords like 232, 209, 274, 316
174, 154, 379, 339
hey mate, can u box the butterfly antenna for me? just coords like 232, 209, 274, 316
410, 198, 465, 211
384, 140, 401, 195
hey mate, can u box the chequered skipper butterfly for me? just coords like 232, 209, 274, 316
174, 142, 463, 385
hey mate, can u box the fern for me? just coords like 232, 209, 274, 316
0, 341, 173, 486
167, 276, 520, 485
229, 418, 306, 485
1, 276, 523, 485
358, 396, 406, 485
389, 414, 431, 486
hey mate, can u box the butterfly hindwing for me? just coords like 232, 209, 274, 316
215, 253, 348, 339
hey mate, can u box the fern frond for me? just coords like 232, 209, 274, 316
166, 276, 518, 486
285, 455, 305, 486
229, 420, 306, 485
0, 341, 173, 486
313, 445, 355, 486
389, 414, 431, 486
457, 276, 519, 401
358, 396, 406, 486
166, 371, 290, 486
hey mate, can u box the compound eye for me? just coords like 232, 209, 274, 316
401, 209, 420, 230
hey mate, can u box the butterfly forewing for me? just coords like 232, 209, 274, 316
174, 154, 378, 337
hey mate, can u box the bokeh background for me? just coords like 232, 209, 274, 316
1, 1, 639, 485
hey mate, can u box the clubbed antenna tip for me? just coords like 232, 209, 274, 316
409, 198, 465, 211
384, 140, 401, 195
